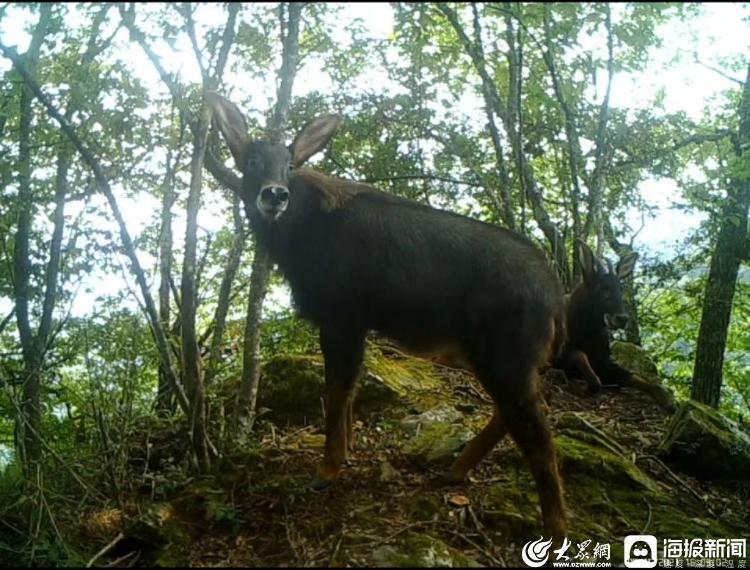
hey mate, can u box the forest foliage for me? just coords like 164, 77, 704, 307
0, 2, 748, 566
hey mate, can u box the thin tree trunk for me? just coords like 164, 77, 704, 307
692, 64, 750, 408
235, 247, 271, 426
11, 5, 112, 472
120, 6, 241, 452
541, 5, 585, 277
235, 2, 303, 427
205, 194, 246, 385
438, 3, 516, 231
13, 5, 51, 473
157, 135, 177, 414
437, 3, 569, 282
584, 4, 614, 256
502, 3, 527, 232
179, 3, 240, 468
181, 99, 212, 472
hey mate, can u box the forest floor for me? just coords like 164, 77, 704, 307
68, 352, 749, 568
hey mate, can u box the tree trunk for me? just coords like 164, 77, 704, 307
585, 4, 614, 258
181, 100, 212, 472
542, 4, 585, 262
437, 3, 569, 282
205, 194, 246, 385
235, 247, 272, 426
157, 145, 177, 414
620, 277, 642, 345
235, 2, 303, 427
691, 64, 750, 408
13, 5, 52, 474
438, 3, 516, 231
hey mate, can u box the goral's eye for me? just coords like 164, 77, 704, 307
246, 156, 260, 171
288, 161, 294, 172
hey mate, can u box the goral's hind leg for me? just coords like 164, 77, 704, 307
445, 405, 507, 483
474, 340, 567, 542
499, 382, 567, 543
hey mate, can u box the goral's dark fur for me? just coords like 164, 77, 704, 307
249, 168, 565, 370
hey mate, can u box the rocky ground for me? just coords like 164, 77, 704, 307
72, 342, 750, 567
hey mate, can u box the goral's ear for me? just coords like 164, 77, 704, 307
206, 91, 249, 170
616, 251, 638, 280
577, 240, 604, 284
289, 115, 342, 167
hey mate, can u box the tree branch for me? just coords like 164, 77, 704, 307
693, 52, 745, 87
212, 3, 239, 86
268, 2, 302, 142
613, 129, 734, 169
0, 38, 190, 415
364, 173, 483, 188
584, 4, 615, 252
0, 308, 15, 336
179, 3, 209, 85
436, 3, 568, 279
205, 147, 242, 191
436, 3, 515, 229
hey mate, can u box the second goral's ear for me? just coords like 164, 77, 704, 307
616, 251, 638, 280
207, 91, 250, 170
577, 240, 596, 284
289, 115, 342, 167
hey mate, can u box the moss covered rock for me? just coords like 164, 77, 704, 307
400, 405, 463, 435
364, 345, 444, 397
407, 495, 443, 522
402, 423, 475, 466
256, 354, 325, 425
478, 484, 542, 540
371, 533, 480, 567
555, 412, 661, 493
480, 410, 743, 561
611, 341, 661, 385
256, 344, 447, 425
123, 504, 189, 567
254, 346, 447, 425
659, 399, 750, 479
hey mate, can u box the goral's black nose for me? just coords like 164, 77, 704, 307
261, 186, 289, 206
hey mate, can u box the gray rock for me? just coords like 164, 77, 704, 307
400, 405, 462, 434
402, 423, 475, 466
611, 340, 661, 385
659, 399, 750, 479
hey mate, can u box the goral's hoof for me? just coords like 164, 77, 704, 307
584, 379, 602, 396
306, 477, 333, 492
